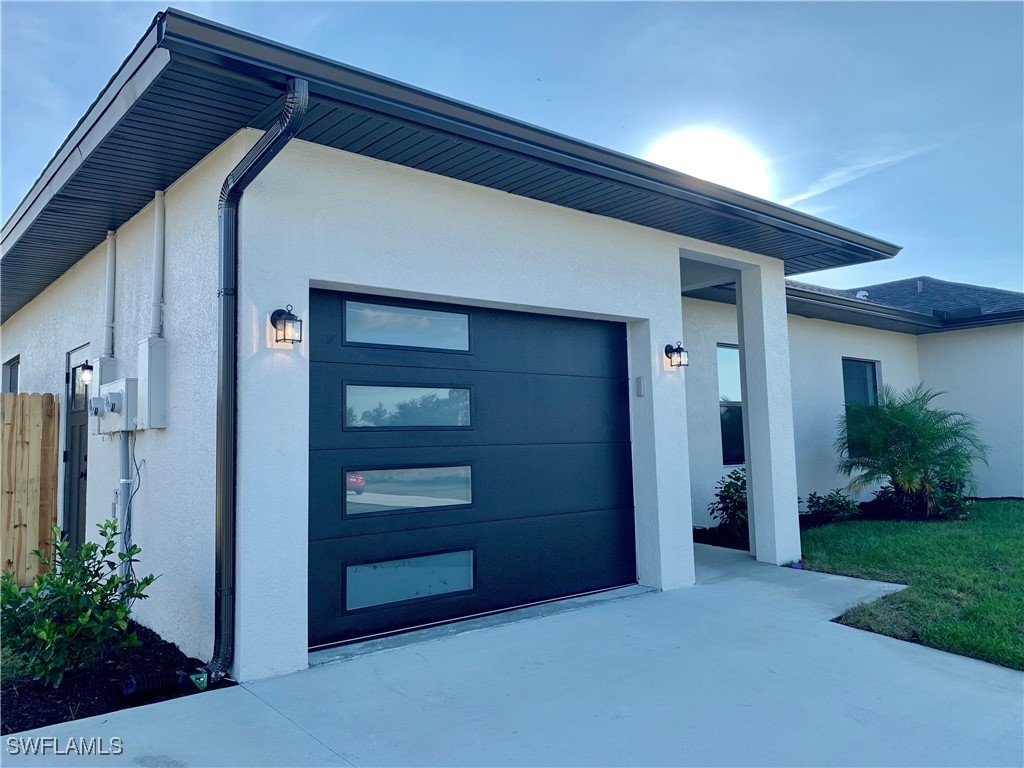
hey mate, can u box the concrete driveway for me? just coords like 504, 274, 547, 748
5, 545, 1022, 767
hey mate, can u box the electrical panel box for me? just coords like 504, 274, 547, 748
138, 337, 168, 429
96, 378, 138, 434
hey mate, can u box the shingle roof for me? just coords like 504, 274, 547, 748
784, 280, 863, 301
846, 276, 1024, 316
684, 276, 1024, 335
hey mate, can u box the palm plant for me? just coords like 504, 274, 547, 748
835, 383, 989, 517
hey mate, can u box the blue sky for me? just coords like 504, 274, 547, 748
2, 1, 1021, 291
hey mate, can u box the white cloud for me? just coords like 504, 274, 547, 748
781, 142, 942, 207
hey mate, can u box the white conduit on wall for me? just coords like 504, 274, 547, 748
150, 190, 165, 338
103, 231, 116, 361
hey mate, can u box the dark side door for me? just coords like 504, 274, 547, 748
64, 359, 90, 548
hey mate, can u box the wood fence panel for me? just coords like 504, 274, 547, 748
1, 393, 60, 585
1, 395, 16, 579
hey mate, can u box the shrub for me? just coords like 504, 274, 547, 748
1, 520, 157, 687
708, 468, 748, 545
866, 479, 972, 521
835, 383, 988, 518
932, 477, 972, 520
802, 489, 860, 522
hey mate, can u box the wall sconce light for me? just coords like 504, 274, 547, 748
80, 361, 95, 385
271, 305, 303, 344
664, 342, 689, 368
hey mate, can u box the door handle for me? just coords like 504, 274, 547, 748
79, 471, 87, 479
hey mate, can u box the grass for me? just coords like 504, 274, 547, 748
800, 500, 1024, 670
1, 645, 27, 680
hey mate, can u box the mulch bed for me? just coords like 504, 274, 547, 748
692, 525, 748, 550
1, 622, 233, 735
693, 512, 860, 551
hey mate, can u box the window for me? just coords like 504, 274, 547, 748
842, 358, 879, 458
345, 550, 474, 611
717, 345, 744, 465
345, 300, 469, 351
70, 363, 90, 411
842, 359, 879, 407
345, 385, 471, 428
344, 465, 473, 516
2, 357, 19, 394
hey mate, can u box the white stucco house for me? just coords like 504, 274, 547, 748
2, 10, 1021, 683
684, 276, 1024, 525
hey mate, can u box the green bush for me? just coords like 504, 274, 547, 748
802, 489, 860, 522
868, 479, 972, 521
836, 383, 988, 518
1, 520, 157, 687
708, 468, 748, 545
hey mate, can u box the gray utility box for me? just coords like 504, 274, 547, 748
138, 336, 168, 429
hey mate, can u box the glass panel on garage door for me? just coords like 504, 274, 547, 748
308, 290, 636, 647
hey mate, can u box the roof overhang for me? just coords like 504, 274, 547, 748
684, 283, 1024, 335
2, 8, 903, 323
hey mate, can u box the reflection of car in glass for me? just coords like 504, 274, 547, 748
346, 473, 366, 495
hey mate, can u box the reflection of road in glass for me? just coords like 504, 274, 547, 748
346, 479, 472, 515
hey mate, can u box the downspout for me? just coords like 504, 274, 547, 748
120, 79, 308, 700
205, 78, 309, 683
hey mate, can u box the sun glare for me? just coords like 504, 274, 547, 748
644, 127, 773, 201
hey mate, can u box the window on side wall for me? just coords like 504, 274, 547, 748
842, 358, 879, 458
2, 356, 19, 394
717, 345, 744, 465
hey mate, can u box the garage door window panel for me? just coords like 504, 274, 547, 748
344, 549, 476, 612
344, 300, 471, 352
344, 384, 472, 429
344, 465, 474, 517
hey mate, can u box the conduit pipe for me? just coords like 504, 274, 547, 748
102, 231, 116, 371
118, 434, 131, 578
150, 191, 165, 337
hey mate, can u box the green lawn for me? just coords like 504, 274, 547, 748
1, 645, 27, 680
800, 500, 1024, 670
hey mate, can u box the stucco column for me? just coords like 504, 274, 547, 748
736, 262, 801, 564
628, 315, 696, 591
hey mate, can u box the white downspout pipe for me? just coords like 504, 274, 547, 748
150, 191, 165, 338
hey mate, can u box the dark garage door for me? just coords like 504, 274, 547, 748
309, 290, 636, 647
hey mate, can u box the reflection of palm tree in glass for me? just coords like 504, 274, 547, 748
359, 389, 470, 426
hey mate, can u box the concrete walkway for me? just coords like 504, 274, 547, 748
6, 545, 1022, 767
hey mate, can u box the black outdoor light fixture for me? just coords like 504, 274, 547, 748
80, 361, 95, 385
665, 342, 689, 368
271, 305, 303, 344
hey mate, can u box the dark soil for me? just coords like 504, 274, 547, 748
692, 526, 748, 550
1, 622, 233, 735
694, 513, 840, 552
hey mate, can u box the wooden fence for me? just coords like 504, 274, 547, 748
2, 393, 60, 585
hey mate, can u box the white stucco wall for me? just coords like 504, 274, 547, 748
235, 131, 710, 680
788, 313, 922, 503
0, 132, 249, 662
680, 299, 740, 527
918, 324, 1024, 498
0, 127, 830, 682
682, 298, 924, 526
